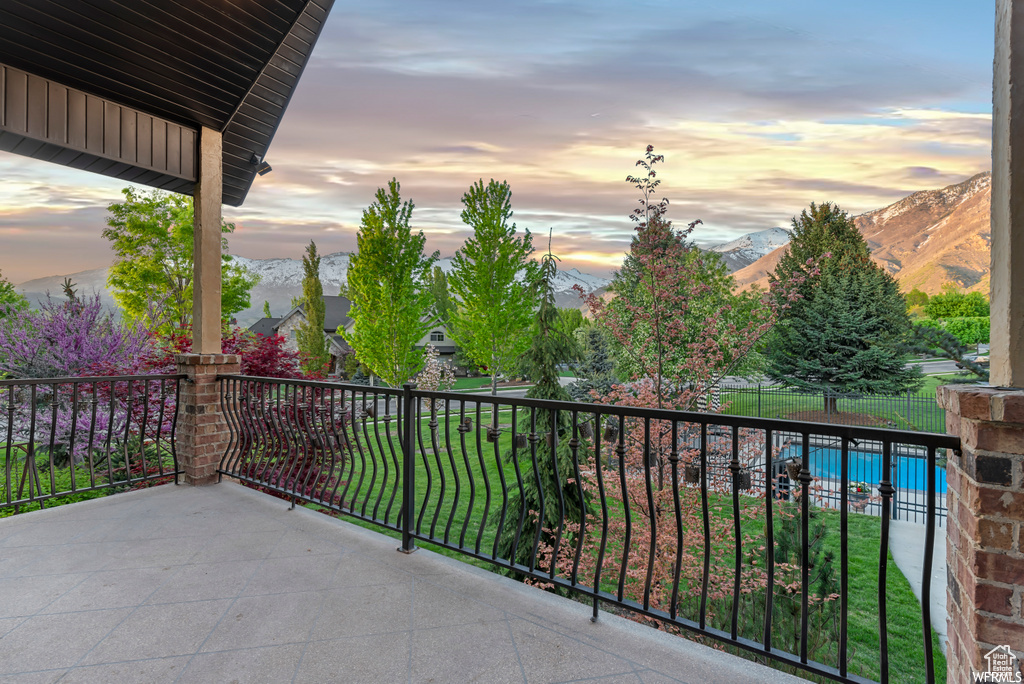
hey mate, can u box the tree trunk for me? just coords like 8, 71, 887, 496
492, 373, 498, 396
823, 394, 837, 415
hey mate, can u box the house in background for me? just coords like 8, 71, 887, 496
335, 315, 457, 364
249, 296, 352, 376
249, 296, 458, 376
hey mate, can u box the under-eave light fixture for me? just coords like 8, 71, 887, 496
250, 152, 272, 176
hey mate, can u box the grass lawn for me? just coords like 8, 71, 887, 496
283, 413, 943, 682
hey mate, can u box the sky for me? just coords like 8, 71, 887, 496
0, 0, 995, 284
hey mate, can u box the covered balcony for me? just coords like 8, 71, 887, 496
1, 2, 1023, 683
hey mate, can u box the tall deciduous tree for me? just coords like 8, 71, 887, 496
586, 147, 790, 412
767, 202, 922, 409
296, 241, 331, 377
923, 285, 989, 319
449, 179, 539, 394
103, 187, 259, 332
343, 179, 437, 387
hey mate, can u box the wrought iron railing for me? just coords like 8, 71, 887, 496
0, 375, 183, 514
218, 375, 958, 684
717, 384, 946, 433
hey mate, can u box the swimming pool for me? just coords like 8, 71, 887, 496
780, 446, 948, 494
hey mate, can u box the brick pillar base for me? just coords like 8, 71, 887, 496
175, 353, 240, 486
937, 385, 1024, 681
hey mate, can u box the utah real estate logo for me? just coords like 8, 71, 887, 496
973, 645, 1022, 683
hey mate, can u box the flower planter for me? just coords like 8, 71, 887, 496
514, 433, 528, 449
461, 416, 473, 431
849, 491, 870, 511
486, 427, 500, 443
785, 459, 802, 481
603, 422, 618, 441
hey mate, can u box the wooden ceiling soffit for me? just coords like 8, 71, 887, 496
0, 63, 196, 194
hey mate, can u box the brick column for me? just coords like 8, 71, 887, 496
937, 385, 1024, 681
175, 353, 240, 486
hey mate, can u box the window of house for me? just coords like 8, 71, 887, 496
430, 331, 445, 342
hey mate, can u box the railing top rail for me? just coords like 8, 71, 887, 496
224, 374, 404, 397
226, 374, 959, 450
0, 373, 186, 386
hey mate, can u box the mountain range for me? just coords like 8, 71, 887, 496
15, 172, 992, 325
15, 254, 615, 327
732, 172, 992, 292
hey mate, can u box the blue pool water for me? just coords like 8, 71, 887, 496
781, 447, 948, 494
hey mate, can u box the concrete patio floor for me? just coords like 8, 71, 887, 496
0, 482, 806, 684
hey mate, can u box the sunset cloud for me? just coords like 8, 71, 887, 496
0, 1, 993, 284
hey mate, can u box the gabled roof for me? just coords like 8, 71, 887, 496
248, 317, 281, 337
0, 0, 333, 206
276, 295, 351, 332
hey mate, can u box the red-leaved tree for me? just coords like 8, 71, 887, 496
545, 146, 832, 654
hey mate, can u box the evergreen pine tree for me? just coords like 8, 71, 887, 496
296, 241, 331, 377
767, 203, 921, 410
263, 301, 272, 318
496, 241, 589, 570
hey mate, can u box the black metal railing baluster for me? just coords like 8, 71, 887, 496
592, 411, 609, 622
840, 436, 850, 679
878, 439, 894, 684
456, 400, 474, 547
615, 414, 629, 604
425, 393, 445, 539
383, 393, 402, 526
547, 408, 564, 579
509, 405, 527, 566
763, 427, 775, 653
492, 407, 509, 562
400, 382, 416, 553
568, 411, 586, 585
699, 420, 710, 630
528, 407, 545, 574
669, 420, 683, 622
730, 425, 742, 641
799, 431, 811, 664
642, 417, 656, 612
442, 399, 459, 545
475, 402, 492, 556
922, 445, 937, 684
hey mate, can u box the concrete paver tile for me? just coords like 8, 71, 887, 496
0, 608, 131, 673
39, 566, 177, 613
296, 634, 410, 684
180, 644, 305, 684
311, 583, 413, 640
61, 656, 190, 683
199, 591, 322, 652
81, 598, 232, 664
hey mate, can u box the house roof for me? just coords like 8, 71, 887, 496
248, 317, 281, 337
275, 295, 352, 332
0, 0, 333, 206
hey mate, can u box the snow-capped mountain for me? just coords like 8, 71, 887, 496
18, 252, 611, 327
707, 227, 792, 272
235, 252, 610, 325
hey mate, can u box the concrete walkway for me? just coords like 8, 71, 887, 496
0, 483, 805, 684
888, 520, 948, 654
